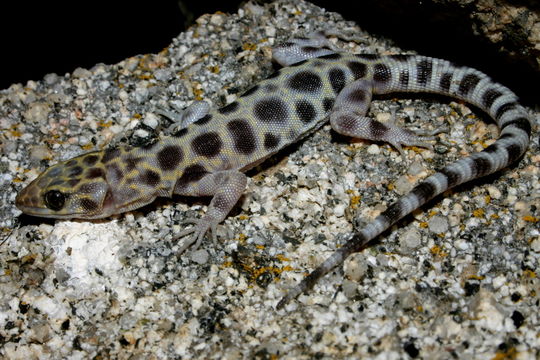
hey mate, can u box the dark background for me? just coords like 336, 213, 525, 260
1, 0, 537, 104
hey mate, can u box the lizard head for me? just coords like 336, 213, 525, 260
15, 151, 115, 219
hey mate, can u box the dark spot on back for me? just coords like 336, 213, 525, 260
102, 148, 121, 163
240, 85, 260, 98
157, 145, 183, 171
193, 114, 212, 125
125, 157, 142, 171
175, 164, 208, 189
86, 167, 105, 179
253, 97, 288, 123
318, 53, 341, 60
266, 70, 281, 80
172, 128, 188, 138
287, 71, 322, 92
106, 163, 123, 182
323, 97, 335, 112
263, 133, 280, 150
140, 170, 161, 187
295, 100, 316, 123
68, 166, 83, 177
289, 59, 308, 67
83, 154, 99, 166
227, 119, 257, 154
347, 61, 367, 80
218, 102, 239, 115
68, 178, 81, 187
66, 160, 77, 167
191, 132, 223, 158
328, 68, 346, 94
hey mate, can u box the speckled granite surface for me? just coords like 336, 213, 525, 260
1, 1, 539, 358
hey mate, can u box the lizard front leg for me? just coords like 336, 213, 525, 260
173, 170, 247, 253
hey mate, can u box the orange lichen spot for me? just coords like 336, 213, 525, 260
428, 210, 438, 217
491, 347, 517, 360
523, 269, 536, 278
419, 222, 428, 228
473, 209, 485, 218
238, 215, 249, 221
484, 195, 491, 204
275, 254, 291, 262
255, 244, 265, 250
523, 215, 538, 223
490, 214, 499, 219
387, 183, 395, 191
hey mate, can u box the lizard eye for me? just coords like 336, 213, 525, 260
44, 190, 65, 211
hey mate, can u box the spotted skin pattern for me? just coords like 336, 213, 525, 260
16, 37, 532, 309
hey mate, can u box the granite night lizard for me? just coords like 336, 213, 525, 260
15, 34, 532, 309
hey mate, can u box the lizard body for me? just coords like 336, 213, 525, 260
15, 36, 532, 308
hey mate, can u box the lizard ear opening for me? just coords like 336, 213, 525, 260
43, 190, 66, 211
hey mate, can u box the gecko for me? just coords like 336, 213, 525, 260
15, 33, 532, 309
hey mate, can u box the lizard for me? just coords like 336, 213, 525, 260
15, 33, 532, 309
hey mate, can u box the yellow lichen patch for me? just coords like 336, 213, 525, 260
523, 269, 536, 278
430, 245, 448, 258
255, 244, 265, 250
238, 214, 249, 221
208, 65, 220, 74
490, 214, 500, 219
419, 222, 428, 228
9, 125, 22, 137
349, 195, 361, 209
97, 120, 113, 128
467, 275, 485, 281
428, 210, 438, 217
473, 209, 485, 218
387, 183, 395, 191
484, 195, 491, 204
236, 233, 247, 245
523, 215, 538, 223
242, 42, 257, 51
81, 144, 94, 151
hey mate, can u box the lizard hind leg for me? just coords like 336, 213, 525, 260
330, 79, 443, 160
